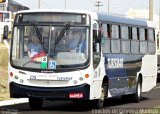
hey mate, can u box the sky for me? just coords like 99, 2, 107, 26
13, 0, 159, 16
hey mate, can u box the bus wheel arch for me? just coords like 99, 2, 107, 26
102, 76, 109, 86
95, 75, 108, 109
138, 73, 143, 85
102, 76, 109, 98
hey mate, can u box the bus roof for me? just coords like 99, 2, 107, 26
97, 12, 155, 28
16, 9, 155, 28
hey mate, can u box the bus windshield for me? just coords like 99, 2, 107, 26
11, 22, 89, 70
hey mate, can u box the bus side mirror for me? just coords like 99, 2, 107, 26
93, 23, 102, 43
93, 30, 101, 43
3, 25, 8, 40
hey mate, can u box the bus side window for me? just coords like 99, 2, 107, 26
121, 25, 130, 54
131, 27, 139, 54
111, 24, 120, 53
139, 28, 145, 40
101, 24, 107, 38
148, 29, 156, 54
102, 23, 110, 53
111, 24, 119, 38
132, 27, 138, 40
139, 28, 147, 54
148, 29, 155, 41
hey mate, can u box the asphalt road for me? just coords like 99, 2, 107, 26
1, 81, 160, 114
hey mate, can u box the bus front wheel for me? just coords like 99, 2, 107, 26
133, 77, 142, 102
94, 84, 107, 109
29, 98, 43, 110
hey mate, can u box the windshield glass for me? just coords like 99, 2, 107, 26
11, 25, 89, 70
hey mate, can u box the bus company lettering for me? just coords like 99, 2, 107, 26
57, 77, 72, 81
107, 58, 123, 68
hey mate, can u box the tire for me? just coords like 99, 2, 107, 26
29, 98, 43, 110
133, 77, 142, 103
95, 84, 108, 109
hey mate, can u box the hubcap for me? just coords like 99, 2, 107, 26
137, 82, 141, 97
100, 87, 105, 102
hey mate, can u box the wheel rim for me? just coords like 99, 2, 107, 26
100, 87, 105, 102
137, 82, 141, 97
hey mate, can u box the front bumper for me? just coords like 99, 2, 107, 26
10, 82, 90, 100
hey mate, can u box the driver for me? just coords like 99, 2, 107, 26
28, 35, 43, 57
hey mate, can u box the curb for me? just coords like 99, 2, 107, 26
0, 98, 28, 107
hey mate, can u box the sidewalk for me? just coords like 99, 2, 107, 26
0, 85, 29, 107
0, 98, 28, 107
0, 88, 10, 101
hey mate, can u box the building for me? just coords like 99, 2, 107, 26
0, 0, 29, 12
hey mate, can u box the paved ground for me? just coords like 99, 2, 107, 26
0, 82, 160, 114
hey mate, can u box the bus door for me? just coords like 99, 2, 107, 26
92, 21, 106, 98
93, 22, 101, 69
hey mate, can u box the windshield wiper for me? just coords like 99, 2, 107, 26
55, 22, 71, 44
31, 22, 43, 44
21, 59, 32, 67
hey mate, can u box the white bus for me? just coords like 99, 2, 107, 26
7, 9, 157, 109
0, 11, 12, 34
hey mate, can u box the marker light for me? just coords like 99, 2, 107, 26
10, 72, 13, 77
85, 74, 89, 78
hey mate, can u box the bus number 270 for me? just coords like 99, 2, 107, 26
30, 75, 36, 80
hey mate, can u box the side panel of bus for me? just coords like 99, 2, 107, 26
140, 55, 157, 92
103, 54, 143, 96
101, 22, 157, 97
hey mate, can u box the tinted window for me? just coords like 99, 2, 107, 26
102, 24, 110, 53
139, 28, 145, 40
148, 29, 155, 54
132, 27, 138, 40
148, 29, 154, 41
121, 26, 129, 39
111, 25, 119, 38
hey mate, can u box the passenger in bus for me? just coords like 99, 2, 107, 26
28, 35, 43, 58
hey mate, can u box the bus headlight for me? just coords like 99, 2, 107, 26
73, 80, 77, 84
20, 79, 24, 83
14, 76, 18, 80
79, 77, 83, 81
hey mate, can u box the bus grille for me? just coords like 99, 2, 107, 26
28, 79, 69, 86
